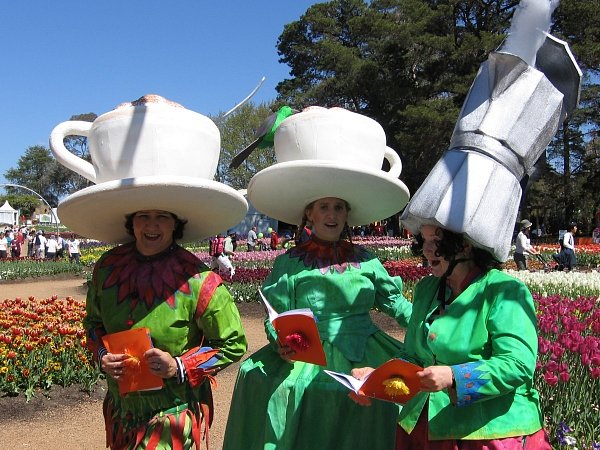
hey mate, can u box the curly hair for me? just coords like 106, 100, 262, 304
124, 212, 187, 241
411, 227, 501, 272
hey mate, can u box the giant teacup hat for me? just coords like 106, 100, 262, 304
50, 95, 248, 244
247, 106, 410, 226
401, 16, 581, 262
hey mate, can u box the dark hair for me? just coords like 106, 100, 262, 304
567, 222, 577, 232
411, 227, 501, 272
124, 212, 187, 240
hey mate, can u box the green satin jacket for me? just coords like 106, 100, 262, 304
399, 269, 544, 440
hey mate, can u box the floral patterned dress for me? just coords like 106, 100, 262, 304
223, 236, 413, 450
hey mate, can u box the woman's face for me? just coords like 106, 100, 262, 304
420, 225, 451, 278
306, 197, 349, 242
132, 210, 176, 256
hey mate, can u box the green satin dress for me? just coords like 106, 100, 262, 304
223, 236, 413, 450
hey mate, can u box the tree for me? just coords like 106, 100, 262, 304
213, 102, 279, 190
4, 113, 97, 207
4, 146, 61, 206
0, 194, 39, 218
275, 0, 511, 193
49, 112, 96, 195
531, 0, 600, 230
275, 0, 599, 230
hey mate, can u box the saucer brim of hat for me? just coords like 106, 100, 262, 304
248, 160, 410, 226
57, 176, 248, 244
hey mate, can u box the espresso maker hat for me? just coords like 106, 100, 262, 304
247, 106, 410, 226
50, 95, 248, 244
401, 33, 581, 262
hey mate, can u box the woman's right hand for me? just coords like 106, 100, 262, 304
101, 353, 129, 380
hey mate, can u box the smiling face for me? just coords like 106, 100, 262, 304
420, 225, 449, 278
305, 197, 349, 242
132, 210, 176, 256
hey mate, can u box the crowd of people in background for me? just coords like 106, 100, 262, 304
0, 225, 82, 262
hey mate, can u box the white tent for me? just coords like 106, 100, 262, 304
0, 200, 19, 226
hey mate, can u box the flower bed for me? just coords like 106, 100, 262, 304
0, 237, 598, 447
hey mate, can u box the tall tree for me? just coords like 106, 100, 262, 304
541, 0, 600, 228
275, 0, 599, 229
275, 0, 512, 193
4, 146, 61, 206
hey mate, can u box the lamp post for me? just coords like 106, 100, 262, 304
0, 183, 61, 237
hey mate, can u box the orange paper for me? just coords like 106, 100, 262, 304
258, 290, 326, 366
101, 327, 164, 395
325, 358, 423, 404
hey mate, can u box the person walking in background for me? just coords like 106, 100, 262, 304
246, 226, 257, 251
514, 219, 539, 270
268, 227, 278, 250
45, 234, 59, 260
0, 232, 8, 259
67, 234, 81, 264
210, 232, 235, 279
34, 230, 46, 259
553, 222, 577, 271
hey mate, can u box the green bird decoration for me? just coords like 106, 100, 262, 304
229, 105, 297, 169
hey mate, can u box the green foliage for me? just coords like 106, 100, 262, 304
4, 146, 61, 206
0, 193, 39, 217
213, 102, 279, 190
0, 259, 86, 280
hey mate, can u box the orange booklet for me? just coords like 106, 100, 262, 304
101, 327, 164, 395
324, 358, 423, 404
258, 290, 327, 366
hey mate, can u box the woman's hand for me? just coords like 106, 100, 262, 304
144, 348, 177, 379
101, 353, 129, 380
348, 367, 375, 406
277, 343, 296, 363
417, 365, 453, 392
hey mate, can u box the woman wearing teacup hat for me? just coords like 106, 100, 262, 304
223, 107, 413, 450
50, 95, 248, 450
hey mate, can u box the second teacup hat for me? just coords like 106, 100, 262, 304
247, 106, 410, 226
50, 95, 248, 244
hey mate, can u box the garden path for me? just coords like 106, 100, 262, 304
0, 276, 405, 450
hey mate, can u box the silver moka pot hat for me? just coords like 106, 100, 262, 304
401, 29, 581, 262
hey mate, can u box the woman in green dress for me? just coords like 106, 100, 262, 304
223, 197, 413, 449
84, 210, 248, 449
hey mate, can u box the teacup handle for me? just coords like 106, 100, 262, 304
384, 147, 402, 178
49, 121, 96, 183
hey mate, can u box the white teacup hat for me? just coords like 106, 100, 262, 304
247, 106, 410, 227
50, 94, 248, 244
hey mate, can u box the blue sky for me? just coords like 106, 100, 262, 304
0, 1, 321, 186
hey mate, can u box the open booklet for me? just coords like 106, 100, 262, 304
258, 290, 327, 366
324, 358, 423, 404
101, 327, 164, 395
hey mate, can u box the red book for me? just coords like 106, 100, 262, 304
325, 358, 423, 404
258, 290, 327, 366
101, 327, 164, 395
